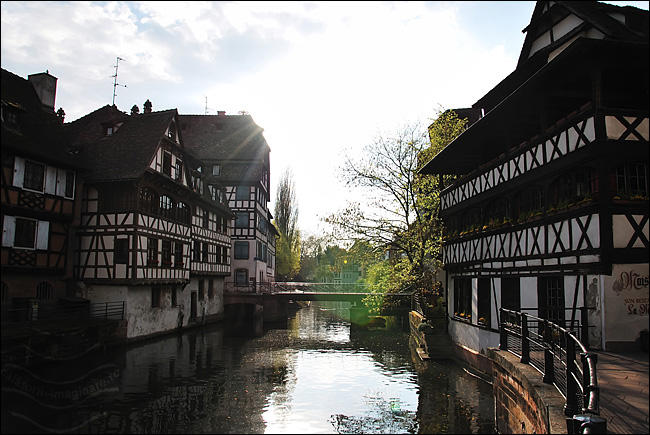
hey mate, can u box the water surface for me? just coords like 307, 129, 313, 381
1, 302, 494, 433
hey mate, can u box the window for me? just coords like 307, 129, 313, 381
216, 245, 222, 264
453, 278, 472, 321
177, 202, 191, 225
203, 209, 210, 229
174, 242, 183, 267
163, 152, 172, 177
171, 287, 178, 307
236, 185, 248, 200
64, 170, 75, 198
235, 242, 248, 260
616, 162, 648, 198
106, 126, 113, 136
198, 280, 204, 300
223, 246, 229, 264
14, 218, 37, 249
162, 240, 172, 266
256, 241, 263, 260
208, 279, 214, 299
212, 164, 221, 176
159, 195, 175, 220
501, 277, 521, 312
36, 281, 54, 300
152, 286, 161, 308
115, 238, 129, 264
258, 213, 268, 235
515, 186, 544, 222
174, 158, 183, 182
24, 160, 45, 192
235, 268, 248, 286
236, 212, 248, 228
193, 240, 201, 262
202, 242, 209, 262
477, 278, 491, 327
147, 238, 158, 265
140, 187, 158, 215
538, 276, 565, 324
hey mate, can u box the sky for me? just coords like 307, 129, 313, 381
2, 1, 648, 237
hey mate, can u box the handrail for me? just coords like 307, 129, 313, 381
499, 307, 602, 428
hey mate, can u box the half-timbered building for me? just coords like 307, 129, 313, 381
420, 1, 648, 353
66, 104, 232, 338
179, 112, 278, 291
1, 68, 82, 318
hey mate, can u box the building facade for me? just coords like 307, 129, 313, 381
1, 69, 82, 318
179, 112, 278, 292
421, 1, 648, 353
66, 104, 232, 339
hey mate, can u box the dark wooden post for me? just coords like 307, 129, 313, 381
499, 308, 508, 351
543, 320, 555, 384
520, 312, 530, 364
565, 332, 578, 417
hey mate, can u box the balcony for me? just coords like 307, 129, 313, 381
440, 106, 648, 213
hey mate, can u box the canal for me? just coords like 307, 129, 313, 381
1, 302, 494, 433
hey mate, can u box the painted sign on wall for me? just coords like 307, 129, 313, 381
604, 264, 649, 344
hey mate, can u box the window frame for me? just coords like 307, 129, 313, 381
236, 185, 249, 201
234, 241, 249, 259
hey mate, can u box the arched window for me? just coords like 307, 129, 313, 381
139, 187, 158, 215
36, 281, 54, 300
177, 202, 191, 225
159, 195, 175, 220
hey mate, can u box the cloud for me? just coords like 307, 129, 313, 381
0, 1, 527, 235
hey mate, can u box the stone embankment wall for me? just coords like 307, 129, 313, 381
488, 349, 566, 434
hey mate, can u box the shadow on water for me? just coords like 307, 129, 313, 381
1, 301, 494, 433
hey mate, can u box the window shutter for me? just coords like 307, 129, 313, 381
2, 216, 16, 247
56, 168, 66, 196
36, 221, 49, 250
13, 157, 24, 188
45, 166, 57, 194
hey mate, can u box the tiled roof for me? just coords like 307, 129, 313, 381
66, 107, 177, 182
1, 68, 83, 169
178, 114, 270, 162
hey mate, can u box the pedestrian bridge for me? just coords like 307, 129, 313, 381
223, 282, 414, 322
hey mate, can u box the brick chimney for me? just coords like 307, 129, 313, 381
28, 70, 57, 112
217, 110, 226, 117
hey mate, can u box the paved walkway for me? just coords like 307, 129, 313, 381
595, 351, 649, 434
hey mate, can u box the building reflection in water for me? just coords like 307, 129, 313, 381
1, 302, 494, 434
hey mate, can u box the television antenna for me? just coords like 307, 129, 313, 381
205, 96, 209, 115
111, 56, 127, 106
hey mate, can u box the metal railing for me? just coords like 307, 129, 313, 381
499, 308, 605, 433
224, 281, 373, 294
1, 301, 125, 323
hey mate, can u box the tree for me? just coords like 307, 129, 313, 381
274, 169, 301, 280
325, 109, 468, 292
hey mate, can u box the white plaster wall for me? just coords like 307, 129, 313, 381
188, 277, 224, 321
126, 286, 182, 339
520, 277, 538, 316
84, 284, 128, 303
448, 319, 500, 354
